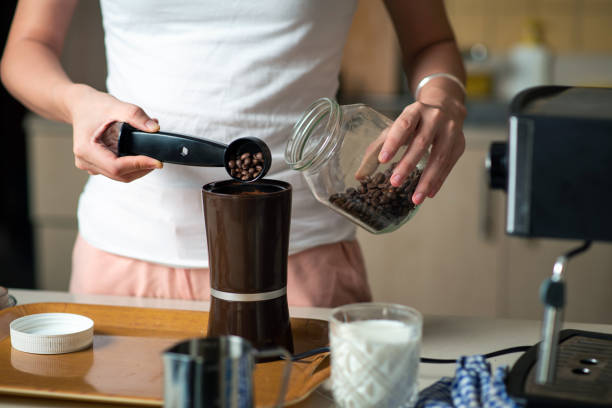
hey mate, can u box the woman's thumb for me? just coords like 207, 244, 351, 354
123, 104, 160, 132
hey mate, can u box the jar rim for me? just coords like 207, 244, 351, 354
285, 98, 341, 171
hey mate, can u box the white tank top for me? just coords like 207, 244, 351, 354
78, 0, 358, 267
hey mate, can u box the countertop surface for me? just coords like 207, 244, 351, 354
3, 289, 612, 407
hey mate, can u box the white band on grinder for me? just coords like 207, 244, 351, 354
210, 287, 287, 302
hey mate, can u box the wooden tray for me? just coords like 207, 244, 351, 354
0, 303, 330, 407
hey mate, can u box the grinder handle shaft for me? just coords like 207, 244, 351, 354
117, 123, 227, 167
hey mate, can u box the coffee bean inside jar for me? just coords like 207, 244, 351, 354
328, 163, 423, 232
227, 151, 265, 181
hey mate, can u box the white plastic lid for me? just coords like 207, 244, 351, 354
10, 313, 94, 354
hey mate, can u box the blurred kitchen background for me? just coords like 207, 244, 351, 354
1, 0, 611, 323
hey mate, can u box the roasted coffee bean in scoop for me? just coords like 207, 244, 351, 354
227, 151, 267, 181
224, 137, 271, 182
114, 123, 271, 181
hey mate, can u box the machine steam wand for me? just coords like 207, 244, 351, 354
535, 240, 592, 384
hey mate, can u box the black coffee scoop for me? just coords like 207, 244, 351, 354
112, 123, 271, 182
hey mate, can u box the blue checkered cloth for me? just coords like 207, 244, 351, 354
415, 355, 524, 408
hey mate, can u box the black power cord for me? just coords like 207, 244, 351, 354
291, 345, 531, 363
564, 240, 592, 259
291, 347, 329, 361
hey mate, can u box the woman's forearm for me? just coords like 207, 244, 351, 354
0, 0, 79, 123
383, 0, 465, 106
406, 39, 466, 106
1, 39, 76, 122
378, 0, 467, 199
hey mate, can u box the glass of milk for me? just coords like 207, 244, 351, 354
329, 302, 422, 408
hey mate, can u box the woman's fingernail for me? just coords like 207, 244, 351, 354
145, 119, 159, 131
153, 160, 163, 169
391, 174, 402, 185
379, 151, 390, 162
413, 192, 425, 204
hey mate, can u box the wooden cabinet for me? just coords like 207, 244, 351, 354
25, 116, 88, 291
503, 238, 612, 324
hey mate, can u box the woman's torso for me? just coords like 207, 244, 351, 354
78, 0, 357, 267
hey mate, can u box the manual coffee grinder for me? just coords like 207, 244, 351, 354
112, 123, 293, 351
202, 179, 294, 353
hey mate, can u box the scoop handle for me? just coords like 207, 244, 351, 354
117, 123, 227, 167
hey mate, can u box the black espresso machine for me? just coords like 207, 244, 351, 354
487, 86, 612, 407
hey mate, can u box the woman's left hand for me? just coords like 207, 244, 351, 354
377, 94, 466, 205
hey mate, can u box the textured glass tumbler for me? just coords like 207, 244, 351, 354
329, 303, 422, 408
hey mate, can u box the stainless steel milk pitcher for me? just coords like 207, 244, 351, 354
163, 336, 291, 408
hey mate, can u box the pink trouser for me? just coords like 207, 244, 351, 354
69, 235, 372, 307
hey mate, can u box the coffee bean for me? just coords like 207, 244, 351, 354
373, 173, 385, 185
328, 163, 422, 231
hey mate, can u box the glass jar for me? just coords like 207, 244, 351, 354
285, 98, 428, 234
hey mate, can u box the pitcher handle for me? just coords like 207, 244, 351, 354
8, 295, 17, 307
254, 347, 292, 408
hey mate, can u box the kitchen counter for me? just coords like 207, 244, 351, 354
3, 289, 612, 407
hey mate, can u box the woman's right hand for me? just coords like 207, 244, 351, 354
2, 1, 159, 182
65, 84, 163, 182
